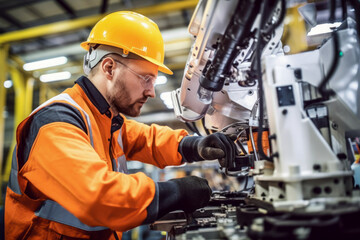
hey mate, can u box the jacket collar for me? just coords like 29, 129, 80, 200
75, 76, 123, 133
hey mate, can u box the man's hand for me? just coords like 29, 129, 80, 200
157, 176, 212, 219
179, 132, 237, 165
169, 176, 212, 213
197, 132, 236, 160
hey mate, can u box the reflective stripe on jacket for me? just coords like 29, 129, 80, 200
5, 76, 188, 239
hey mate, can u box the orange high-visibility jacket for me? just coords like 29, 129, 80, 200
5, 76, 188, 239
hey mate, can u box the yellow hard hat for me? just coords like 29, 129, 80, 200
81, 11, 173, 75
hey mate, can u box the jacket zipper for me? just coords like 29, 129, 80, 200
109, 134, 117, 171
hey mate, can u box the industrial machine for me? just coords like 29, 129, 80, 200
151, 0, 360, 239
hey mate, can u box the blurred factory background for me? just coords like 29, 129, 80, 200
0, 0, 351, 238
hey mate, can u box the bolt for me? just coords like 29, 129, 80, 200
313, 164, 321, 171
312, 187, 322, 195
324, 187, 332, 194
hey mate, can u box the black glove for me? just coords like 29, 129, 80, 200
157, 176, 212, 218
179, 132, 236, 165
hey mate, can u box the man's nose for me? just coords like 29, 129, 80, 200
145, 85, 156, 98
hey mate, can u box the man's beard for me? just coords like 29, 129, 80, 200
109, 79, 143, 117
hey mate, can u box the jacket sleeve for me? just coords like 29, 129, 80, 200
20, 121, 157, 232
120, 117, 189, 168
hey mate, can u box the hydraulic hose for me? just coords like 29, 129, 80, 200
199, 0, 260, 92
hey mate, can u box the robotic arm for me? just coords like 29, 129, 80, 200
172, 0, 284, 130
155, 0, 360, 239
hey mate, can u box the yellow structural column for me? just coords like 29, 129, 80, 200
39, 83, 61, 105
0, 44, 9, 204
25, 77, 34, 115
39, 82, 47, 105
2, 66, 26, 184
10, 55, 34, 116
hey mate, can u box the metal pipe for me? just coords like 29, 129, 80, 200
39, 83, 47, 105
0, 44, 9, 205
25, 78, 35, 115
10, 54, 36, 116
3, 66, 26, 183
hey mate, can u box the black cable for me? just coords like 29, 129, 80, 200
185, 122, 201, 136
243, 175, 249, 191
201, 117, 211, 135
256, 0, 272, 162
329, 0, 337, 23
252, 0, 287, 162
185, 122, 195, 132
192, 122, 202, 136
262, 0, 287, 36
341, 0, 348, 20
318, 31, 339, 98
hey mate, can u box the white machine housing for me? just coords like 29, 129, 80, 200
172, 0, 360, 212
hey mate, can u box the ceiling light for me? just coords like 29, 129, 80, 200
40, 71, 71, 83
155, 76, 167, 86
23, 56, 68, 71
160, 91, 174, 109
4, 80, 13, 88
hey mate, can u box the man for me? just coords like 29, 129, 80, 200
5, 11, 236, 239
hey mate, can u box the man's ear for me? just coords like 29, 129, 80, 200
101, 57, 115, 80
